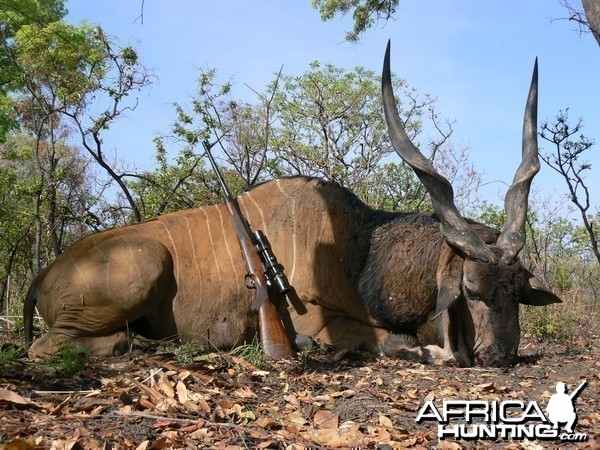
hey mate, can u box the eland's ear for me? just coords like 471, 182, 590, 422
433, 247, 464, 319
521, 269, 562, 306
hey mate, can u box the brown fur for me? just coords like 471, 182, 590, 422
25, 176, 560, 366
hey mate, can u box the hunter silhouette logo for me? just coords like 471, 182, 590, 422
546, 380, 586, 434
416, 379, 589, 442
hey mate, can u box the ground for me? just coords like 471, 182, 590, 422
0, 328, 598, 449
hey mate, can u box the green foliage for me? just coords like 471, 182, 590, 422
0, 345, 26, 365
0, 0, 68, 138
521, 306, 577, 344
173, 342, 207, 365
15, 21, 109, 108
143, 61, 459, 216
144, 61, 442, 214
1, 12, 152, 312
7, 11, 151, 225
355, 161, 429, 212
273, 63, 392, 185
0, 0, 68, 83
229, 338, 264, 368
523, 209, 596, 292
0, 136, 37, 305
475, 196, 599, 309
475, 201, 506, 230
47, 344, 92, 375
0, 132, 92, 309
311, 0, 399, 42
129, 68, 248, 217
157, 341, 209, 365
0, 0, 66, 38
270, 62, 435, 211
0, 95, 18, 142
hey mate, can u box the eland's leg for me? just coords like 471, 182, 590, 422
29, 236, 174, 358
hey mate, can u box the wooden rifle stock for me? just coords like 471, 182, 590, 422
258, 297, 296, 359
204, 140, 295, 359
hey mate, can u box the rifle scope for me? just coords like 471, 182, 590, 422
254, 230, 291, 295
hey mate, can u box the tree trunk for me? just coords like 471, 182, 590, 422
583, 0, 600, 46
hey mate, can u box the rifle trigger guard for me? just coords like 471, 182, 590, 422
244, 273, 255, 289
250, 298, 261, 314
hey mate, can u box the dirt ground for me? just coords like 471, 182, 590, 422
0, 328, 598, 449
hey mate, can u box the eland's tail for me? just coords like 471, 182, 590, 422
23, 281, 39, 347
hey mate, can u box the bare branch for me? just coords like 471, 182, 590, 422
540, 110, 599, 264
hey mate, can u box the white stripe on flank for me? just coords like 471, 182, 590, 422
244, 190, 267, 231
216, 205, 242, 299
184, 214, 203, 295
200, 207, 223, 302
275, 179, 298, 283
216, 206, 235, 267
88, 236, 109, 289
70, 254, 93, 292
123, 234, 137, 283
159, 220, 179, 281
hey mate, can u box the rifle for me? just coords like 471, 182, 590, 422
202, 140, 295, 359
569, 380, 587, 400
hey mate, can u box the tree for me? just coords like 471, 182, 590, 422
0, 8, 153, 313
540, 110, 599, 265
0, 0, 67, 141
128, 138, 216, 219
128, 67, 260, 218
311, 0, 399, 42
312, 0, 600, 46
0, 132, 92, 313
13, 21, 110, 269
152, 62, 479, 215
272, 62, 398, 190
561, 0, 600, 46
12, 20, 110, 270
583, 0, 600, 45
271, 62, 480, 212
13, 21, 153, 224
138, 68, 250, 214
0, 139, 34, 312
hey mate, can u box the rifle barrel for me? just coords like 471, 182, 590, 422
203, 140, 232, 199
569, 380, 587, 399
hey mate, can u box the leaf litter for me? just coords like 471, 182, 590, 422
0, 336, 598, 449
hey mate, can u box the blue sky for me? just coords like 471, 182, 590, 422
65, 1, 599, 216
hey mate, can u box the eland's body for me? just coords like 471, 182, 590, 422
25, 42, 561, 366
